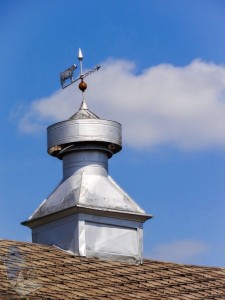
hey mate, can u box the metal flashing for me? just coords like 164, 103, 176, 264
24, 167, 149, 223
21, 205, 152, 229
69, 107, 100, 120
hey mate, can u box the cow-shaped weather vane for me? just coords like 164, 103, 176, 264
60, 49, 101, 107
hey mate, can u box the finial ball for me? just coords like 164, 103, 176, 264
79, 80, 87, 92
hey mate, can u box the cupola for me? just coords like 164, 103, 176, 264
22, 49, 152, 263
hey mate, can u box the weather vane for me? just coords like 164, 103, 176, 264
60, 48, 101, 106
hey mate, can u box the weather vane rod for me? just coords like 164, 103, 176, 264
60, 48, 101, 108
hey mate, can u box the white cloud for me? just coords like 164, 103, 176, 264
148, 239, 209, 264
15, 59, 225, 150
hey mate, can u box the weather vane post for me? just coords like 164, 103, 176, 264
60, 48, 101, 109
78, 48, 83, 75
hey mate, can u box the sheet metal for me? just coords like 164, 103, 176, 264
47, 117, 122, 157
28, 164, 146, 220
23, 102, 151, 263
32, 213, 144, 263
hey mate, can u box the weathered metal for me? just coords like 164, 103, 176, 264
47, 112, 122, 158
23, 106, 151, 262
22, 50, 151, 264
25, 149, 149, 220
60, 64, 77, 88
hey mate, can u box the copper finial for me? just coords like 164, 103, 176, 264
79, 80, 87, 92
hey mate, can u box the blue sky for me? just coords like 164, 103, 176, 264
1, 0, 225, 267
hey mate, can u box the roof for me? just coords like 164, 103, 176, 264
1, 240, 225, 299
25, 172, 148, 226
69, 97, 100, 120
69, 108, 100, 120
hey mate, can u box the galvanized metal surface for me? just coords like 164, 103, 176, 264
24, 98, 150, 262
70, 107, 99, 120
47, 117, 122, 156
32, 213, 144, 263
29, 150, 146, 220
63, 150, 108, 179
25, 141, 149, 262
22, 206, 151, 229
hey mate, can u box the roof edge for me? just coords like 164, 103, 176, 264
21, 205, 152, 229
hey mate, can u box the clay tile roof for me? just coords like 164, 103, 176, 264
1, 239, 225, 299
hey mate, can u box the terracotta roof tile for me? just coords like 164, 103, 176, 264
1, 239, 225, 299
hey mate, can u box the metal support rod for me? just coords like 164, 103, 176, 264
78, 48, 83, 76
